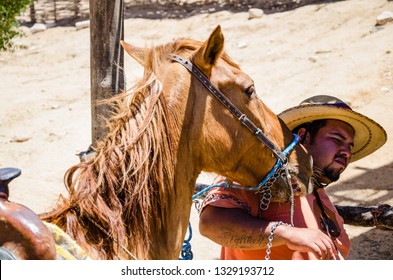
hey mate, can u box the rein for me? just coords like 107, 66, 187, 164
170, 54, 289, 163
170, 54, 299, 201
171, 54, 299, 260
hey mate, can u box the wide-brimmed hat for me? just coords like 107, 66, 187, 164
278, 95, 387, 162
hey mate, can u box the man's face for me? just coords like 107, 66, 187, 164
301, 119, 355, 184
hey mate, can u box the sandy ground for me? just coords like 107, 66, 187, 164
1, 0, 393, 260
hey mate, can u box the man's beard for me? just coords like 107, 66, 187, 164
323, 165, 341, 182
312, 164, 341, 187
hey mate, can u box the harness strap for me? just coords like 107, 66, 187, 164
170, 54, 287, 163
313, 189, 341, 238
171, 54, 300, 260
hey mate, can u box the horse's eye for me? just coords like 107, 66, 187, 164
244, 85, 256, 97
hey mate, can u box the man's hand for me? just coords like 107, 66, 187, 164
274, 225, 339, 259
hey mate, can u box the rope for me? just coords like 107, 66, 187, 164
181, 134, 300, 260
179, 223, 193, 260
172, 54, 301, 260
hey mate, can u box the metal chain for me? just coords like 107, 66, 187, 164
193, 199, 202, 214
257, 173, 278, 210
264, 165, 295, 260
265, 221, 291, 260
257, 168, 282, 210
171, 54, 302, 261
284, 166, 295, 226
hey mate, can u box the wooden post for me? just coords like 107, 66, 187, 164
73, 0, 80, 19
89, 0, 124, 147
29, 3, 36, 23
53, 0, 57, 22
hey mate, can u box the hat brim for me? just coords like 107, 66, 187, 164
278, 104, 387, 162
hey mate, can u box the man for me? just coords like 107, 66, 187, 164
199, 95, 387, 260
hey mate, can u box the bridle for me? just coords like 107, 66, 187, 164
171, 54, 302, 260
170, 54, 299, 212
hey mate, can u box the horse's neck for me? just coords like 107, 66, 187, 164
138, 143, 198, 259
149, 171, 197, 260
143, 85, 201, 259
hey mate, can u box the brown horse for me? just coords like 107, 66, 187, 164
6, 25, 312, 260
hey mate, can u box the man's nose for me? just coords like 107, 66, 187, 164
340, 145, 352, 159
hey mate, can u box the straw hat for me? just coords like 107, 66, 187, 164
278, 95, 387, 162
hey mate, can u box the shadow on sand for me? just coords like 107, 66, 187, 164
123, 0, 343, 20
20, 0, 344, 27
328, 161, 393, 259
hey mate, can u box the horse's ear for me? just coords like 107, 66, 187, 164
120, 40, 146, 66
195, 25, 224, 73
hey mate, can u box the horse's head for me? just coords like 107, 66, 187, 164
121, 25, 312, 202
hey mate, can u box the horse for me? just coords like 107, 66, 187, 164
3, 25, 313, 260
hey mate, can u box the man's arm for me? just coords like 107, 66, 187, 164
199, 205, 338, 259
199, 205, 270, 249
